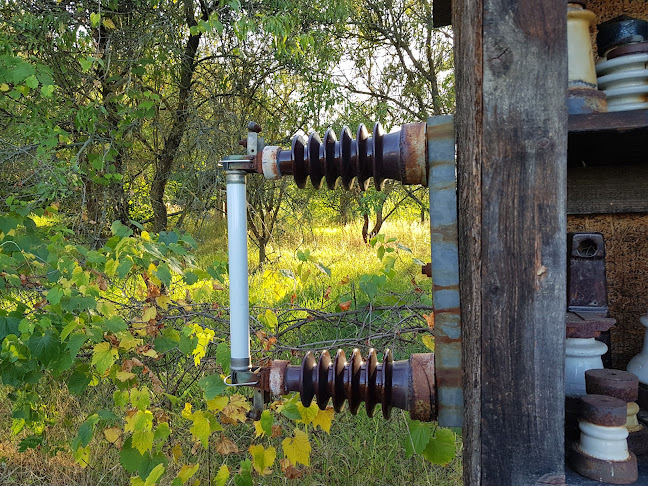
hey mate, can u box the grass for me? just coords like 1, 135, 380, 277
0, 215, 462, 485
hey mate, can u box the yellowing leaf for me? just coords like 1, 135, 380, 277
190, 323, 214, 366
156, 295, 171, 310
143, 463, 165, 486
171, 443, 182, 462
92, 342, 118, 374
74, 445, 90, 467
175, 463, 199, 484
141, 348, 158, 358
213, 465, 229, 486
189, 410, 211, 448
182, 402, 193, 419
141, 231, 151, 241
249, 444, 276, 475
0, 83, 10, 92
254, 420, 264, 438
118, 332, 143, 351
282, 429, 311, 466
142, 306, 157, 322
297, 401, 319, 425
103, 426, 122, 445
311, 407, 335, 433
221, 394, 249, 424
102, 17, 116, 29
132, 427, 154, 454
207, 395, 228, 412
422, 335, 435, 352
116, 370, 136, 382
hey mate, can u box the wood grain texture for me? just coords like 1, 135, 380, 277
568, 166, 648, 214
453, 0, 482, 483
455, 0, 567, 483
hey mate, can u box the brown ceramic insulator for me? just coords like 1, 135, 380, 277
585, 369, 639, 402
272, 348, 435, 421
580, 394, 628, 427
269, 122, 427, 191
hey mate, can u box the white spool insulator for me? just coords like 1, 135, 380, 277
565, 337, 608, 397
568, 3, 598, 88
626, 401, 642, 432
578, 419, 631, 461
627, 314, 648, 385
596, 54, 648, 111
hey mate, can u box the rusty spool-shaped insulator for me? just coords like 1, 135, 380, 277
264, 349, 436, 422
260, 122, 427, 190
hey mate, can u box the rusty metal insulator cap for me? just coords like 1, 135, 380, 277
585, 369, 639, 402
580, 394, 628, 426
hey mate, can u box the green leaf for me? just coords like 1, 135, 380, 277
131, 387, 151, 411
377, 245, 385, 261
280, 402, 301, 421
28, 330, 60, 365
216, 342, 230, 374
68, 366, 92, 395
153, 422, 170, 444
156, 264, 172, 287
90, 12, 101, 27
111, 221, 133, 238
234, 460, 252, 486
258, 309, 277, 331
47, 286, 64, 305
91, 342, 118, 374
66, 332, 88, 359
405, 420, 431, 458
79, 57, 93, 72
104, 316, 127, 333
198, 374, 226, 400
117, 258, 133, 278
259, 410, 273, 436
24, 74, 39, 89
183, 271, 199, 285
420, 428, 456, 465
41, 84, 54, 98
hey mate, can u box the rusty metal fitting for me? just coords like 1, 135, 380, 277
580, 394, 627, 427
567, 233, 609, 315
585, 369, 648, 456
261, 349, 436, 422
260, 122, 428, 190
421, 262, 431, 278
569, 395, 638, 484
569, 444, 638, 484
585, 369, 639, 402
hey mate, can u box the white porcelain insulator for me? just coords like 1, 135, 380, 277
627, 314, 648, 385
568, 4, 598, 87
565, 337, 608, 397
578, 419, 630, 461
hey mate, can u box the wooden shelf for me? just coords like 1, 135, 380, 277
568, 110, 648, 167
567, 110, 648, 215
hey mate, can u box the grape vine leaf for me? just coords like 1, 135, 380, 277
91, 342, 118, 374
213, 464, 229, 486
282, 429, 311, 466
170, 463, 199, 485
189, 410, 211, 448
249, 444, 276, 475
296, 401, 319, 425
311, 407, 334, 433
420, 428, 456, 465
198, 374, 226, 400
404, 419, 431, 458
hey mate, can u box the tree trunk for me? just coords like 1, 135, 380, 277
151, 0, 204, 232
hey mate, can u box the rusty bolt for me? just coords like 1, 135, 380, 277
585, 369, 639, 403
580, 394, 627, 427
421, 262, 432, 278
247, 121, 262, 133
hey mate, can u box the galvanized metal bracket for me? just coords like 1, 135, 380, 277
427, 115, 463, 428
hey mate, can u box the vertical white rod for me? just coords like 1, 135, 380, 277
226, 170, 251, 372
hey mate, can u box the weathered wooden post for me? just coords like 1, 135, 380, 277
453, 0, 568, 484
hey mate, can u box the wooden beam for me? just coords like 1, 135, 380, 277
454, 0, 567, 484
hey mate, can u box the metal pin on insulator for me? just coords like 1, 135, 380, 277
260, 122, 428, 190
262, 349, 436, 422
